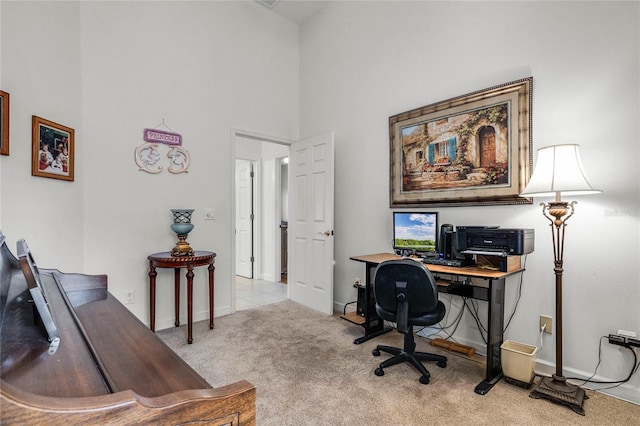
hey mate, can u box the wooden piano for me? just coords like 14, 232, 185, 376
0, 232, 255, 425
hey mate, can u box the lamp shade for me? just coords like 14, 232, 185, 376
521, 144, 601, 198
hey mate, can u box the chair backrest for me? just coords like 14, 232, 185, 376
373, 259, 439, 318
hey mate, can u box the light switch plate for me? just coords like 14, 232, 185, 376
204, 208, 216, 220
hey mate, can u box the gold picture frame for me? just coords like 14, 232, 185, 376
389, 77, 533, 207
0, 90, 9, 156
32, 116, 75, 182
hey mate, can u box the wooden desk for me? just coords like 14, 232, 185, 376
148, 251, 216, 344
345, 252, 524, 395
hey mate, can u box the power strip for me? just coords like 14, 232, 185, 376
608, 334, 640, 348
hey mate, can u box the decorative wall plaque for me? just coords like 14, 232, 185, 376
135, 121, 190, 174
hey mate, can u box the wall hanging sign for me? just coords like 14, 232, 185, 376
135, 120, 190, 174
143, 128, 182, 145
389, 77, 533, 207
32, 116, 74, 182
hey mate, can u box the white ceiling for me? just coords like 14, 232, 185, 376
256, 0, 331, 25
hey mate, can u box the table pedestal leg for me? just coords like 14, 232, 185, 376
208, 262, 215, 329
186, 265, 194, 344
148, 264, 157, 332
174, 268, 181, 327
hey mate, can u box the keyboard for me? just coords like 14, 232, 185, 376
422, 257, 470, 268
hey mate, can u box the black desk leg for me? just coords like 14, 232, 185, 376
353, 327, 393, 345
475, 277, 506, 395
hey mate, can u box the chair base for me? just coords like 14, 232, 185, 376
372, 332, 447, 384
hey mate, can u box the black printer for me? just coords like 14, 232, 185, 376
456, 226, 534, 256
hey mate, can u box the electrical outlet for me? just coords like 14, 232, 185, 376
540, 315, 552, 334
124, 291, 135, 305
204, 208, 216, 220
353, 278, 361, 287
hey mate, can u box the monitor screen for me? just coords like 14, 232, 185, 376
393, 212, 439, 254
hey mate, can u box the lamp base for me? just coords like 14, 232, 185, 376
171, 235, 194, 257
529, 375, 586, 416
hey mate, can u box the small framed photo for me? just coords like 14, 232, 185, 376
0, 90, 9, 156
32, 116, 74, 181
389, 77, 533, 207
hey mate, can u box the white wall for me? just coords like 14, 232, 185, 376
1, 1, 299, 328
0, 1, 84, 270
299, 1, 639, 403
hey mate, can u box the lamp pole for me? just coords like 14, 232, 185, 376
546, 197, 575, 378
529, 197, 586, 415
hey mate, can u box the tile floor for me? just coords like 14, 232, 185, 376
236, 275, 288, 310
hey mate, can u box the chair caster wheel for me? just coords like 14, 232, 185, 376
419, 375, 430, 384
375, 368, 384, 376
437, 360, 447, 368
372, 348, 380, 356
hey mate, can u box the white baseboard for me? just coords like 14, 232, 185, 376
154, 306, 232, 331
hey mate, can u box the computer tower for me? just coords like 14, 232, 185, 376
439, 224, 454, 259
451, 230, 474, 265
356, 286, 366, 316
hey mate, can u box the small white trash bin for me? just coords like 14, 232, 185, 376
501, 340, 538, 384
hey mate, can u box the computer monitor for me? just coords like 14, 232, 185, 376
392, 211, 439, 255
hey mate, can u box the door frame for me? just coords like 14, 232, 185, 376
230, 128, 294, 312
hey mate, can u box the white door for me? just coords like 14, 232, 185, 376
236, 159, 253, 278
288, 132, 335, 315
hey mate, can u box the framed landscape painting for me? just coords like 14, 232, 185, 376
32, 116, 75, 182
389, 77, 533, 207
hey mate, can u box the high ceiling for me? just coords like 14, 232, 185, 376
256, 0, 331, 25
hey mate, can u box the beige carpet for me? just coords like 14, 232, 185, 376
158, 300, 639, 425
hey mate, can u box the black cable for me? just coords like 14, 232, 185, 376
343, 300, 357, 315
467, 298, 487, 335
416, 293, 465, 340
435, 274, 475, 340
503, 254, 527, 332
432, 297, 466, 340
465, 295, 483, 333
594, 349, 640, 390
432, 289, 487, 345
565, 336, 639, 387
463, 298, 487, 345
440, 295, 465, 329
382, 291, 467, 336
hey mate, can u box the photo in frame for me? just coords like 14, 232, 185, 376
0, 90, 9, 156
32, 116, 74, 181
389, 77, 533, 207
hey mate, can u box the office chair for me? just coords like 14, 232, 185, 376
372, 259, 447, 384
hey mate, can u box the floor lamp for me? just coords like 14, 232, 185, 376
520, 144, 601, 416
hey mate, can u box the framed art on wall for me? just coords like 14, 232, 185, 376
32, 116, 74, 181
0, 90, 9, 156
389, 77, 533, 207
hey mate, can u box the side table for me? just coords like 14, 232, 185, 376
147, 251, 216, 344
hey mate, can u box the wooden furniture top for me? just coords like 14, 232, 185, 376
350, 252, 524, 279
148, 251, 215, 267
0, 233, 254, 425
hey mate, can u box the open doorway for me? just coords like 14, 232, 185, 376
234, 133, 290, 310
